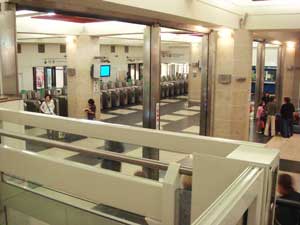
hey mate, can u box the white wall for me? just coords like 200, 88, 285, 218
100, 45, 143, 82
100, 44, 191, 82
17, 43, 67, 91
17, 42, 192, 90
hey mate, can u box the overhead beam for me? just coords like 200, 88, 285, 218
247, 14, 300, 30
5, 0, 241, 30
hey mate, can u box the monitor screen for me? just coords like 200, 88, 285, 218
100, 65, 111, 77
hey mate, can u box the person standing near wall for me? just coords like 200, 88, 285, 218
281, 97, 295, 138
264, 97, 277, 137
40, 94, 55, 139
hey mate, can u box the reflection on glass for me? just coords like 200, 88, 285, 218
46, 68, 52, 89
36, 67, 45, 90
56, 67, 64, 88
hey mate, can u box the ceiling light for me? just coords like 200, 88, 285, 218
195, 26, 210, 33
287, 41, 296, 49
66, 36, 76, 44
218, 28, 233, 39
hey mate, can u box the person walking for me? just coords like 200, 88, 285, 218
280, 97, 295, 138
264, 97, 277, 137
40, 94, 55, 139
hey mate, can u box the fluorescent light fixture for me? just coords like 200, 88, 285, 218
46, 12, 56, 16
16, 10, 36, 16
271, 40, 281, 45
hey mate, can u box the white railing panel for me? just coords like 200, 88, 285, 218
0, 108, 265, 157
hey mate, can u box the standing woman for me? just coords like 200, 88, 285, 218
40, 94, 55, 139
281, 97, 295, 138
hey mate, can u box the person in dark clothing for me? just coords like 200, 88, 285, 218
276, 174, 300, 225
262, 92, 271, 105
84, 99, 96, 120
101, 140, 124, 172
280, 97, 295, 138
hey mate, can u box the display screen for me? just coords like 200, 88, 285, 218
100, 65, 111, 77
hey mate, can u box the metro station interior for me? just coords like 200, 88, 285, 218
0, 0, 300, 225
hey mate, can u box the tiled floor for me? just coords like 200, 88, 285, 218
267, 135, 300, 162
266, 135, 300, 192
100, 96, 201, 134
23, 96, 199, 179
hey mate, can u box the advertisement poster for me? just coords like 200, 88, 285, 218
36, 67, 45, 90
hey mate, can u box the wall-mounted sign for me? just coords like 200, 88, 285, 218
218, 74, 232, 85
236, 77, 247, 83
67, 68, 76, 76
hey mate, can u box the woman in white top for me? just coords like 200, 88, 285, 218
40, 94, 55, 115
40, 94, 55, 139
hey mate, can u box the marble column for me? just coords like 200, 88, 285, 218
292, 45, 300, 108
280, 44, 295, 105
66, 35, 101, 120
188, 42, 202, 103
209, 29, 253, 141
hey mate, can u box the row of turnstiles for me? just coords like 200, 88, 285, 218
22, 88, 68, 117
100, 75, 188, 109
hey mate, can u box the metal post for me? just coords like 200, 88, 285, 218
0, 2, 18, 96
254, 42, 266, 113
143, 25, 160, 180
275, 46, 283, 109
200, 33, 215, 136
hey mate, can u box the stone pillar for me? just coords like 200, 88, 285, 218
0, 3, 18, 96
281, 44, 296, 105
188, 42, 202, 103
293, 46, 300, 108
66, 36, 101, 120
207, 29, 252, 141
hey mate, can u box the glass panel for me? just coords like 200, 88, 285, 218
45, 68, 52, 89
56, 67, 64, 88
1, 180, 141, 225
160, 29, 201, 135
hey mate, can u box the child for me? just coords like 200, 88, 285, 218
84, 99, 96, 120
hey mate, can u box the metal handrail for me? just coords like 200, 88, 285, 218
0, 129, 192, 175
